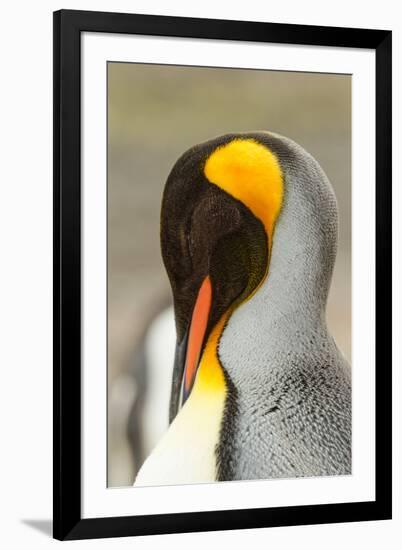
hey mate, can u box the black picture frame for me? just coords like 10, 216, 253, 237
53, 9, 392, 541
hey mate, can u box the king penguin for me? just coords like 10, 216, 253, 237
134, 131, 351, 486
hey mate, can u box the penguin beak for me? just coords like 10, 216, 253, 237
181, 276, 212, 404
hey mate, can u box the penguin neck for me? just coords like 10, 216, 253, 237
219, 171, 338, 367
255, 170, 338, 333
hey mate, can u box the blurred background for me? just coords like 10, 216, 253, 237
107, 62, 351, 487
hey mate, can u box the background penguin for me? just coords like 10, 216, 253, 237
134, 131, 351, 486
127, 305, 175, 474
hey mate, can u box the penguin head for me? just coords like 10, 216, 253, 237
161, 132, 339, 425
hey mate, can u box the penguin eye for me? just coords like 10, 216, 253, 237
169, 223, 193, 280
187, 232, 195, 259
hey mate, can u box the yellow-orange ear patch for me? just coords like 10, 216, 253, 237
204, 138, 283, 241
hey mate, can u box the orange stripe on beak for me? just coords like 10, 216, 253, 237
183, 276, 212, 401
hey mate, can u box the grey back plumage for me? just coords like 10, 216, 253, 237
219, 132, 351, 479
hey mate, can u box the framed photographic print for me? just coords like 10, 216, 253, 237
53, 9, 392, 541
